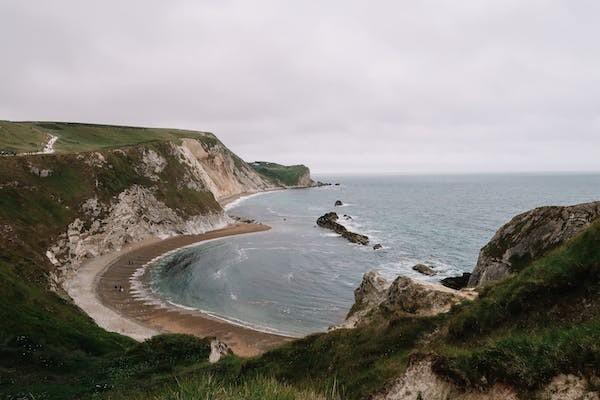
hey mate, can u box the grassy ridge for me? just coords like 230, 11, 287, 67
250, 161, 311, 187
0, 121, 49, 153
0, 120, 214, 154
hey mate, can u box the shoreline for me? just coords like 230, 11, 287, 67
71, 223, 292, 357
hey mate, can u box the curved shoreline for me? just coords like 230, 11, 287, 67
73, 223, 292, 357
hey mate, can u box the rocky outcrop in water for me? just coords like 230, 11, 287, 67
412, 264, 437, 276
469, 201, 600, 287
317, 212, 369, 245
440, 273, 471, 290
335, 200, 343, 206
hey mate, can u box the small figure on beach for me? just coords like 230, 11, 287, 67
119, 285, 124, 292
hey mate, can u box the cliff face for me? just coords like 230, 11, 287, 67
469, 201, 600, 287
335, 271, 475, 329
173, 138, 276, 201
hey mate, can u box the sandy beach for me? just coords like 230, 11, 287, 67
68, 223, 292, 357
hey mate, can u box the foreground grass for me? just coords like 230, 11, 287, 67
110, 375, 337, 400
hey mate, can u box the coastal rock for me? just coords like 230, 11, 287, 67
317, 212, 369, 245
352, 271, 390, 315
373, 243, 383, 250
412, 263, 437, 276
209, 339, 233, 363
136, 148, 166, 181
335, 272, 475, 329
440, 273, 471, 290
382, 277, 466, 316
335, 200, 343, 206
469, 201, 600, 287
374, 358, 600, 400
337, 271, 390, 329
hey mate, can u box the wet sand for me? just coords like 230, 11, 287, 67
95, 223, 292, 356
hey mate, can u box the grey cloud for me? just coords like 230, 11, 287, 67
1, 0, 599, 173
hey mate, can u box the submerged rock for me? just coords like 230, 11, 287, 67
412, 263, 437, 276
469, 201, 600, 287
317, 212, 369, 245
335, 200, 343, 206
440, 273, 471, 290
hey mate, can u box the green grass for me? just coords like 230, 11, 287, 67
242, 316, 437, 400
0, 120, 49, 153
110, 375, 336, 400
431, 221, 600, 391
250, 161, 310, 187
0, 120, 217, 154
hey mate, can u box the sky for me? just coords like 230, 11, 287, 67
1, 1, 599, 174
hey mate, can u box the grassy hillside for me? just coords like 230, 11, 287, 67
250, 161, 312, 187
0, 120, 214, 154
0, 139, 222, 397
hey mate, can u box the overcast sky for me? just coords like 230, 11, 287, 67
1, 1, 599, 173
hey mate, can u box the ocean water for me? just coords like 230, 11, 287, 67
148, 174, 600, 336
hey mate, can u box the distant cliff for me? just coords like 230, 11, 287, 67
249, 161, 314, 187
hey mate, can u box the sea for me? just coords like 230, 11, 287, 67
146, 174, 600, 337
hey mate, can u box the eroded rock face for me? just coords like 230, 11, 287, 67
383, 277, 468, 317
47, 185, 232, 286
209, 339, 232, 363
334, 271, 475, 329
172, 138, 276, 201
352, 271, 390, 314
374, 359, 599, 400
317, 212, 369, 245
469, 201, 600, 287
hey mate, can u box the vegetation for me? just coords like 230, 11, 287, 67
431, 221, 600, 392
250, 161, 311, 187
109, 375, 337, 400
0, 120, 216, 154
0, 120, 49, 153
